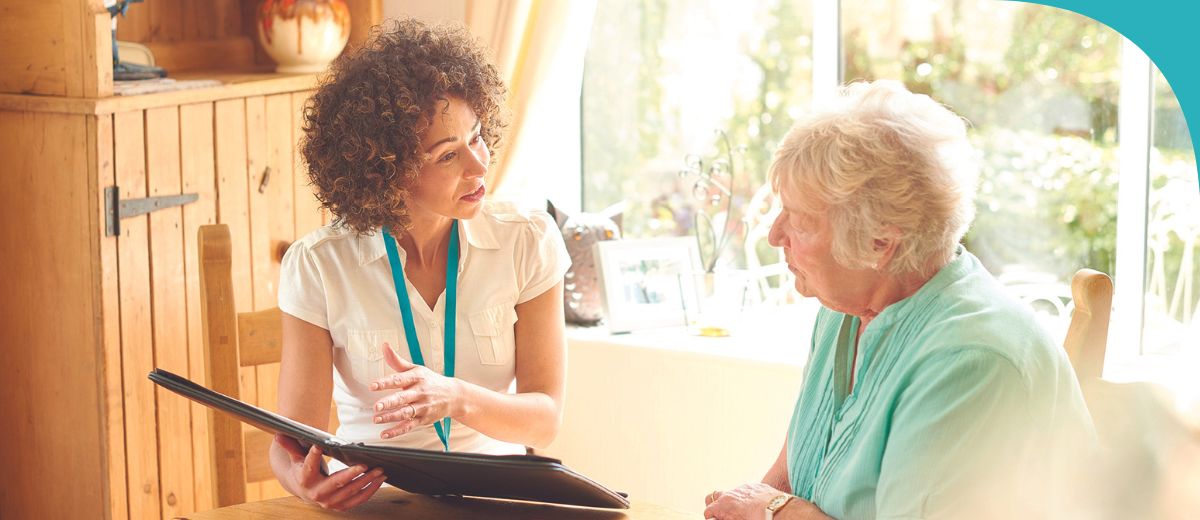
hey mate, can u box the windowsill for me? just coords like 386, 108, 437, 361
565, 299, 822, 367
565, 299, 1200, 425
553, 303, 814, 514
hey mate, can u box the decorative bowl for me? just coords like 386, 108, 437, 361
256, 0, 351, 74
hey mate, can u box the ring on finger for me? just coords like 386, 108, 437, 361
403, 403, 416, 420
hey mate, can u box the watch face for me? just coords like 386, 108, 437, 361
768, 494, 792, 511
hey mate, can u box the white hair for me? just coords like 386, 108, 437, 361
768, 80, 979, 276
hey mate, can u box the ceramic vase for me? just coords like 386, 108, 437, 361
256, 0, 351, 73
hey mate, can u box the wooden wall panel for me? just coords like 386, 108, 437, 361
255, 93, 299, 499
113, 1, 244, 43
0, 110, 107, 518
244, 94, 269, 501
347, 0, 384, 51
292, 91, 323, 236
180, 102, 219, 512
239, 0, 272, 68
246, 95, 270, 310
58, 0, 89, 96
214, 0, 245, 40
262, 92, 295, 391
146, 106, 195, 518
0, 3, 69, 96
0, 1, 107, 97
114, 110, 162, 520
214, 100, 253, 314
93, 112, 130, 520
147, 0, 185, 44
214, 97, 260, 501
141, 38, 257, 74
115, 0, 152, 44
264, 93, 295, 305
181, 0, 216, 41
83, 2, 113, 98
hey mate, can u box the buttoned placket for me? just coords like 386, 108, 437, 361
428, 320, 444, 374
814, 313, 904, 501
398, 267, 463, 377
402, 282, 446, 375
393, 222, 471, 378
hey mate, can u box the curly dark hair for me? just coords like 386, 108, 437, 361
301, 18, 508, 234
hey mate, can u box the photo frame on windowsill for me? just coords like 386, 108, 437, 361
593, 238, 701, 334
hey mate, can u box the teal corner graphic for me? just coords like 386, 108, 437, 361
1016, 0, 1199, 185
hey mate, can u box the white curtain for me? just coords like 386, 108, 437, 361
466, 0, 597, 212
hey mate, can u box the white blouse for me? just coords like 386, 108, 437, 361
278, 201, 570, 454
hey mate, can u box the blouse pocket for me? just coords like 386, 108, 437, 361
468, 303, 518, 365
345, 329, 399, 384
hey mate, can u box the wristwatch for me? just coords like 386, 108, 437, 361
765, 493, 794, 520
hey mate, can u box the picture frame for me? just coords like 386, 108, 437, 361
593, 237, 701, 334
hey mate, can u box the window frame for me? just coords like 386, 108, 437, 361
1112, 37, 1153, 366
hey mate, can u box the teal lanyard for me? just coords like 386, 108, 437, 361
381, 222, 459, 452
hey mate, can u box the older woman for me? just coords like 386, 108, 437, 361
270, 19, 569, 511
703, 81, 1095, 519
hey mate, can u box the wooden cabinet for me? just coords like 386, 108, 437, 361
0, 1, 380, 519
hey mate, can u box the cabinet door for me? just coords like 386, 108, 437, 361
114, 105, 223, 519
106, 92, 323, 517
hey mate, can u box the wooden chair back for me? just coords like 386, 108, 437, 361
1063, 268, 1113, 381
198, 224, 284, 507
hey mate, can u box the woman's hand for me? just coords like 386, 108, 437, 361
369, 343, 464, 439
273, 434, 386, 511
704, 483, 817, 520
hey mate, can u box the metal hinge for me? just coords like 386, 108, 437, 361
104, 186, 199, 236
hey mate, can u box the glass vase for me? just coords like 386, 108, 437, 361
680, 270, 751, 337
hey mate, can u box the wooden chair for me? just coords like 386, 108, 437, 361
198, 224, 285, 507
1058, 270, 1200, 515
1062, 268, 1114, 381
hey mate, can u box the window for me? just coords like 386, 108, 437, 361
580, 0, 1197, 369
582, 0, 813, 247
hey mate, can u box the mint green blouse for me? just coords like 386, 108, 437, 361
786, 248, 1096, 519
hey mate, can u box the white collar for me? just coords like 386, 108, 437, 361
356, 215, 500, 266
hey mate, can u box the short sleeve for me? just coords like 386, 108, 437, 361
278, 240, 330, 329
875, 349, 1034, 519
515, 211, 572, 304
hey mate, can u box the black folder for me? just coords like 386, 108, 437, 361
148, 368, 629, 509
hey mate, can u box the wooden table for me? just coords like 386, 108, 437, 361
180, 486, 695, 519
